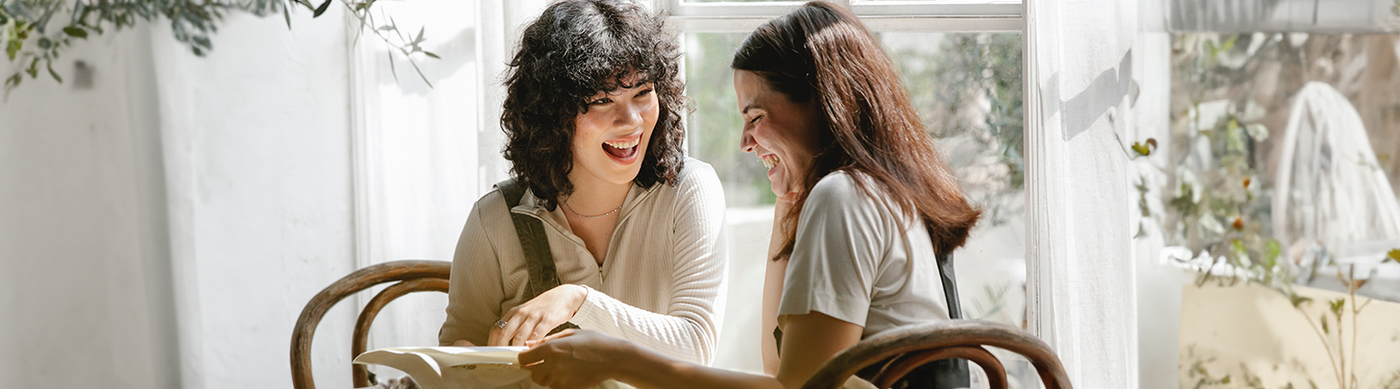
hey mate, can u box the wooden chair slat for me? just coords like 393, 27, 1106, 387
290, 260, 451, 389
802, 320, 1071, 389
872, 346, 1007, 389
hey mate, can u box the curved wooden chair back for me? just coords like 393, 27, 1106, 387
290, 260, 452, 389
801, 320, 1072, 389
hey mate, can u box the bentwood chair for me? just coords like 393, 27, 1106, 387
801, 320, 1072, 389
290, 260, 452, 389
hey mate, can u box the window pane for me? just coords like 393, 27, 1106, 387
684, 32, 769, 206
1162, 32, 1400, 386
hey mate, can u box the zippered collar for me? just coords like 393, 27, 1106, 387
509, 183, 658, 245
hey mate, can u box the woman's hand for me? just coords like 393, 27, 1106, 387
519, 330, 631, 389
489, 284, 589, 346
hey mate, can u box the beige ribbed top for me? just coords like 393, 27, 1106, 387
439, 158, 728, 365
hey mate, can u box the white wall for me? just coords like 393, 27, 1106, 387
0, 25, 178, 389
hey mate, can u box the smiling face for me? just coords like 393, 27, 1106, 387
569, 71, 660, 188
735, 70, 824, 198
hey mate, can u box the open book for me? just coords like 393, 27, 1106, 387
354, 346, 533, 389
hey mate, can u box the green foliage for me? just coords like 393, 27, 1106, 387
1149, 34, 1294, 294
1, 0, 437, 98
894, 33, 1024, 226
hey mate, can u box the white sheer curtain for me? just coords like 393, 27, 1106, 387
1024, 0, 1139, 387
347, 0, 551, 367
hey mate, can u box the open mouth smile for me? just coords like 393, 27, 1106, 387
760, 153, 780, 175
602, 132, 642, 162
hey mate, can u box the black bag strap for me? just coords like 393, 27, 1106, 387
937, 251, 963, 320
496, 178, 580, 334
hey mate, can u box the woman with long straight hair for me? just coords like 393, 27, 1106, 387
517, 2, 980, 388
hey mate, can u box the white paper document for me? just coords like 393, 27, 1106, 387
354, 346, 533, 389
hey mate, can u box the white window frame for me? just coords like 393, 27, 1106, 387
657, 0, 1021, 32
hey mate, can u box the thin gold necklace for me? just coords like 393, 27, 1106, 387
564, 200, 621, 219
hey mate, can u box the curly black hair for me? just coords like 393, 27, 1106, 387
501, 0, 687, 210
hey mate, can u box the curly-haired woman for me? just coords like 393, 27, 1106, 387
516, 2, 980, 388
437, 0, 728, 366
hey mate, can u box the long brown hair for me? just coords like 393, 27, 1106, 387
732, 1, 981, 259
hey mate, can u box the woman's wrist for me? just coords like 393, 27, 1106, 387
611, 340, 666, 385
569, 284, 589, 317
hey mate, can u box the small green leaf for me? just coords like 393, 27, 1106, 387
63, 26, 88, 39
26, 57, 39, 78
1221, 375, 1231, 384
1131, 143, 1150, 156
1131, 138, 1157, 156
1320, 314, 1329, 334
46, 60, 61, 83
1329, 298, 1345, 317
313, 0, 332, 17
7, 40, 21, 61
1386, 248, 1400, 263
1289, 294, 1312, 308
422, 51, 440, 59
37, 37, 52, 49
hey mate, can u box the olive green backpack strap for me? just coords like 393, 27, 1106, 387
495, 178, 580, 334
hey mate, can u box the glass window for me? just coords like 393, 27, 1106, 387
1161, 32, 1400, 388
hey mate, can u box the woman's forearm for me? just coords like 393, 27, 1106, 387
571, 289, 717, 363
616, 342, 786, 389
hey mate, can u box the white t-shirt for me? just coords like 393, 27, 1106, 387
778, 171, 952, 338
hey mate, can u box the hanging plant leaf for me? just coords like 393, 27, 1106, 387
6, 40, 21, 61
313, 0, 332, 17
26, 57, 40, 78
63, 26, 88, 39
46, 60, 61, 83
